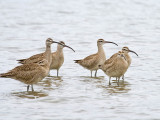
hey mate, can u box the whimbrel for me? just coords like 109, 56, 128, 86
74, 39, 118, 77
0, 59, 50, 91
99, 51, 128, 85
17, 38, 60, 67
50, 41, 75, 77
105, 47, 138, 80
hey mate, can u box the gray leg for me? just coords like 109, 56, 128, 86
31, 85, 34, 92
95, 70, 97, 77
48, 71, 51, 77
57, 69, 59, 77
118, 77, 120, 83
27, 85, 30, 92
117, 77, 120, 86
122, 75, 124, 81
109, 77, 111, 85
91, 71, 92, 77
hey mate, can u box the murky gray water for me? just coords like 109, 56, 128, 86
0, 0, 160, 119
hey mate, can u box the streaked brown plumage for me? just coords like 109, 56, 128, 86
17, 38, 60, 66
99, 51, 128, 85
50, 41, 75, 77
74, 39, 118, 77
105, 47, 138, 80
0, 59, 49, 91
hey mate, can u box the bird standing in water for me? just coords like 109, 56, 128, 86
17, 38, 61, 67
74, 39, 118, 77
99, 51, 128, 85
50, 41, 75, 77
105, 47, 138, 80
0, 59, 50, 91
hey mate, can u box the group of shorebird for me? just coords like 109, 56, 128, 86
0, 38, 138, 92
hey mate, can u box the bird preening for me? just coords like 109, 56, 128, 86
0, 38, 138, 91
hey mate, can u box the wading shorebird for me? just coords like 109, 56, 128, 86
17, 38, 60, 66
0, 59, 50, 91
105, 47, 138, 80
74, 39, 118, 77
50, 41, 75, 77
99, 51, 128, 85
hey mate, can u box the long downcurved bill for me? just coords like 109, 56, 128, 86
129, 50, 138, 56
53, 41, 61, 44
64, 45, 75, 52
105, 41, 118, 46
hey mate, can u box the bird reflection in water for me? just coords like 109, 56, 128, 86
80, 76, 105, 83
12, 91, 48, 99
80, 76, 130, 94
38, 76, 63, 90
106, 79, 131, 93
12, 76, 63, 99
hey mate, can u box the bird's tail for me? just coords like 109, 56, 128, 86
0, 72, 13, 78
74, 60, 81, 63
17, 59, 26, 64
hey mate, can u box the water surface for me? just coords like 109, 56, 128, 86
0, 0, 160, 120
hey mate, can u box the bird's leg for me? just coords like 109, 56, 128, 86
91, 71, 92, 77
122, 75, 124, 81
31, 85, 34, 92
48, 71, 51, 77
118, 77, 120, 83
95, 70, 97, 77
109, 77, 111, 85
57, 69, 59, 77
117, 77, 120, 86
116, 77, 118, 82
27, 85, 30, 92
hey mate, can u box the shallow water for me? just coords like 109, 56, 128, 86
0, 0, 160, 119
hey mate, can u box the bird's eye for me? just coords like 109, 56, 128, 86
39, 61, 43, 64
